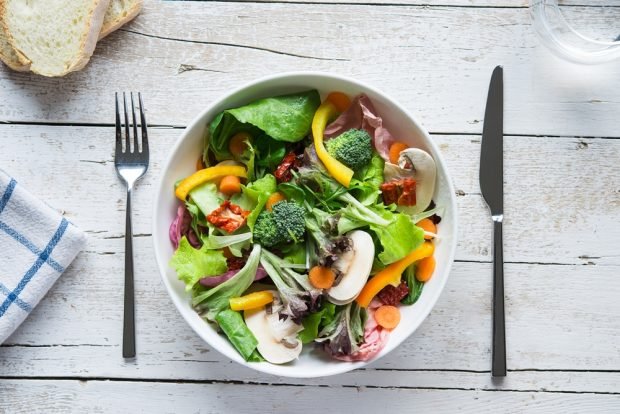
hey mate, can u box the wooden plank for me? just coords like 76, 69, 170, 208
223, 0, 620, 6
1, 380, 620, 413
222, 0, 528, 6
3, 339, 620, 393
0, 2, 619, 137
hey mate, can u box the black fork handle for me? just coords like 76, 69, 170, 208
123, 186, 136, 358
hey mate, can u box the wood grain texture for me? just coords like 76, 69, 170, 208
0, 1, 618, 137
1, 0, 620, 409
1, 379, 620, 414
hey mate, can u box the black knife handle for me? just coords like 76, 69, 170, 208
492, 217, 506, 377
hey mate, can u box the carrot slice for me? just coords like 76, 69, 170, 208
229, 132, 251, 156
415, 256, 436, 282
389, 142, 409, 164
265, 192, 286, 211
416, 218, 437, 239
309, 266, 336, 289
374, 305, 401, 330
326, 92, 351, 113
219, 175, 241, 195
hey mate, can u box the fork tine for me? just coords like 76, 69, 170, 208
115, 93, 122, 155
130, 92, 139, 152
138, 93, 148, 154
123, 92, 130, 152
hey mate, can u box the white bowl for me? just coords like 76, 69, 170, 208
153, 72, 457, 378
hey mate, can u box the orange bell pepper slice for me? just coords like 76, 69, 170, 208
356, 241, 435, 308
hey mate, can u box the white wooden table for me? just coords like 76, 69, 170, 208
1, 0, 619, 412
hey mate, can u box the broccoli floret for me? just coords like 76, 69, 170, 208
253, 211, 279, 247
326, 129, 373, 171
253, 201, 306, 247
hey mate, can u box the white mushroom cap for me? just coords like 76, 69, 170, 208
244, 306, 302, 364
327, 230, 375, 305
383, 148, 437, 214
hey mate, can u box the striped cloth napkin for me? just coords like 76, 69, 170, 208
0, 170, 86, 344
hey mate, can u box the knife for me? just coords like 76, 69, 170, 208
479, 65, 506, 377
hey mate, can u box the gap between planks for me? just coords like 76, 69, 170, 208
0, 375, 619, 395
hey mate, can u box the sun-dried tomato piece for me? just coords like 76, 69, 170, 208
207, 200, 250, 233
377, 282, 409, 306
398, 178, 416, 206
274, 151, 303, 183
380, 181, 399, 206
380, 178, 417, 207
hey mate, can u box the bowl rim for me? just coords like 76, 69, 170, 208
152, 71, 458, 378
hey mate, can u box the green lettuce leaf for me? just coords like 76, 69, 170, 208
189, 182, 224, 217
215, 309, 260, 361
244, 174, 278, 231
203, 232, 253, 257
170, 237, 228, 291
254, 134, 287, 172
229, 174, 277, 233
192, 244, 262, 321
350, 153, 385, 206
208, 90, 320, 160
280, 242, 307, 266
298, 302, 336, 344
371, 213, 424, 265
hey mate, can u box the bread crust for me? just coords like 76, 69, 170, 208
0, 1, 30, 71
0, 0, 112, 77
99, 0, 143, 39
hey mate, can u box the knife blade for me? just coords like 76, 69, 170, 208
479, 65, 506, 377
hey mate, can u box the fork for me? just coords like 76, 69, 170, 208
115, 92, 149, 359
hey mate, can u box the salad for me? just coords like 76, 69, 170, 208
169, 89, 441, 364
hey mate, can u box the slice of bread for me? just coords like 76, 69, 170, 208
0, 23, 28, 71
0, 0, 111, 77
100, 0, 143, 39
0, 0, 142, 73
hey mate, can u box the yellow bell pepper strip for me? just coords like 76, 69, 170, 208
356, 241, 435, 308
175, 165, 247, 201
229, 290, 274, 311
311, 101, 354, 188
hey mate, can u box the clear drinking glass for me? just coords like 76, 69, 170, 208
530, 0, 620, 64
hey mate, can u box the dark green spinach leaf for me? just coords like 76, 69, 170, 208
402, 264, 424, 305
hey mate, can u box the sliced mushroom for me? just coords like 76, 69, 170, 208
244, 304, 302, 364
383, 148, 436, 214
327, 230, 375, 305
266, 311, 303, 342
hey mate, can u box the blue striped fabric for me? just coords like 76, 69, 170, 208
0, 178, 16, 213
0, 171, 85, 342
0, 218, 68, 317
0, 221, 65, 273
